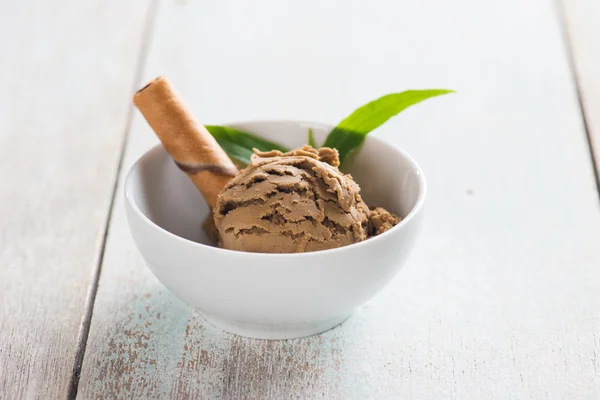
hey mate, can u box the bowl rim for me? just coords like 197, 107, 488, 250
124, 119, 427, 258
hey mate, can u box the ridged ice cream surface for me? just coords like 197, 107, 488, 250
213, 145, 399, 253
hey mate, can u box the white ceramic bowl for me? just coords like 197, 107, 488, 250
125, 120, 426, 339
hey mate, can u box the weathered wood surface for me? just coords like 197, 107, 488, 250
0, 1, 151, 398
74, 0, 599, 398
561, 0, 600, 192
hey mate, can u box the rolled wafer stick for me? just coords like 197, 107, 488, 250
133, 76, 239, 208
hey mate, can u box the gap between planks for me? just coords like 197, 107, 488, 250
556, 0, 600, 203
66, 1, 160, 398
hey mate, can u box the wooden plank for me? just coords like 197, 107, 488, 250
78, 0, 600, 398
561, 0, 600, 193
0, 1, 151, 398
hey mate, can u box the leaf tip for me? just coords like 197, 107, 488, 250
433, 89, 455, 95
307, 127, 318, 148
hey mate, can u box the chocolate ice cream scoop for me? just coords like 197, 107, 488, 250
213, 145, 371, 253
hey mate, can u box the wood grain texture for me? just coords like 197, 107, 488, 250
561, 0, 600, 193
0, 1, 150, 398
78, 0, 600, 398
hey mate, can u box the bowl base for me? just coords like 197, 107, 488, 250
199, 312, 351, 339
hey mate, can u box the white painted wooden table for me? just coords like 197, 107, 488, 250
2, 0, 599, 398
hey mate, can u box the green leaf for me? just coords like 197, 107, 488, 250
215, 140, 255, 166
323, 89, 454, 164
205, 125, 289, 166
307, 127, 317, 148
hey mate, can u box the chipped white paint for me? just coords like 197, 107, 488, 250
0, 0, 151, 398
73, 0, 599, 398
561, 0, 600, 188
